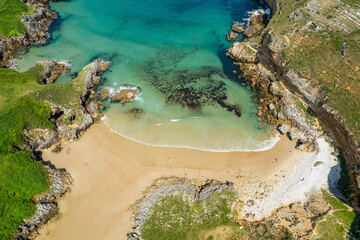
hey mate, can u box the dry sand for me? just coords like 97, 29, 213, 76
36, 123, 305, 240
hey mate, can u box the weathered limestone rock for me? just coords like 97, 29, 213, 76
231, 23, 244, 33
0, 3, 57, 66
243, 12, 268, 38
288, 131, 298, 141
277, 124, 290, 135
227, 30, 239, 41
110, 88, 140, 104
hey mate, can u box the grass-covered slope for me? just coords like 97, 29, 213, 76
0, 0, 33, 37
0, 66, 52, 239
260, 0, 360, 140
0, 63, 94, 239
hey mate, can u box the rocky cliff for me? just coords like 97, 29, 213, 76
0, 0, 57, 66
228, 0, 360, 209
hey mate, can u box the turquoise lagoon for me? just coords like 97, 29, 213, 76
14, 0, 278, 151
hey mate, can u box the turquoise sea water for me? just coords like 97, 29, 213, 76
14, 0, 277, 151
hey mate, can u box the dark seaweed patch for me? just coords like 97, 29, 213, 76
142, 50, 241, 117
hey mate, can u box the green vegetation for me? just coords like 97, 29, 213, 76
0, 151, 49, 238
140, 189, 240, 240
312, 190, 360, 239
0, 0, 34, 37
0, 66, 51, 239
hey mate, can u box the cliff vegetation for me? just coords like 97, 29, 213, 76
0, 0, 34, 37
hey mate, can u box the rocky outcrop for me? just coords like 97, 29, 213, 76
227, 30, 239, 41
98, 87, 141, 104
243, 12, 268, 38
231, 23, 244, 33
36, 60, 70, 84
14, 161, 72, 240
0, 1, 57, 66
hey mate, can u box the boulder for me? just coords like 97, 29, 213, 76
100, 88, 110, 100
277, 124, 290, 134
231, 23, 244, 33
227, 30, 239, 41
268, 103, 276, 110
287, 131, 298, 140
243, 26, 256, 38
111, 88, 139, 104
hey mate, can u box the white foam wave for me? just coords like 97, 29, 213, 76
102, 116, 280, 153
170, 119, 181, 122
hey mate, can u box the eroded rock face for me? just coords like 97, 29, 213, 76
228, 20, 360, 208
36, 60, 70, 84
243, 12, 268, 38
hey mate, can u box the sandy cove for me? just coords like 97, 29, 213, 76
36, 122, 306, 240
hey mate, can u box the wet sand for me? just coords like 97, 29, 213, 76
36, 123, 304, 240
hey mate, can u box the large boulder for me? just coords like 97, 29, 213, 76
277, 124, 291, 135
231, 23, 244, 33
227, 30, 239, 41
111, 88, 140, 104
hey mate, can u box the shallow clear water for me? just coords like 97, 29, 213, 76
14, 0, 277, 151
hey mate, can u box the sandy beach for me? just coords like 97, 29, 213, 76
34, 122, 306, 240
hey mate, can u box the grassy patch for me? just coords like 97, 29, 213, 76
0, 151, 49, 239
312, 191, 360, 239
0, 0, 34, 36
140, 189, 239, 240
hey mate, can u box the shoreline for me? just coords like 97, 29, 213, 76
35, 122, 307, 239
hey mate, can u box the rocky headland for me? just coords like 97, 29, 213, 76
227, 0, 360, 210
